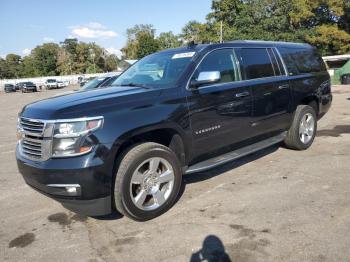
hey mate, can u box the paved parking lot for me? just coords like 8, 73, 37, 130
1, 85, 350, 262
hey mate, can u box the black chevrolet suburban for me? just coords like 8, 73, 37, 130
16, 41, 332, 221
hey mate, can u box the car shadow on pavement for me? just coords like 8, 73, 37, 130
316, 125, 350, 137
183, 144, 280, 185
92, 211, 123, 220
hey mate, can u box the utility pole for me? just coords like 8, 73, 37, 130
214, 0, 223, 43
89, 48, 96, 73
220, 20, 223, 43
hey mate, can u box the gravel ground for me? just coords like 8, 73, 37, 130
0, 85, 350, 262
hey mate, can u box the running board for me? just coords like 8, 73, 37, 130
185, 132, 287, 174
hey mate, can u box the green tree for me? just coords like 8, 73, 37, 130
158, 31, 182, 50
207, 0, 350, 55
31, 43, 60, 76
5, 54, 23, 78
135, 31, 159, 59
0, 58, 6, 78
104, 54, 119, 72
339, 0, 350, 33
306, 24, 350, 55
122, 24, 160, 59
56, 48, 73, 75
22, 56, 37, 77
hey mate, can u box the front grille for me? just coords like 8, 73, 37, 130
21, 137, 43, 159
18, 117, 51, 161
20, 118, 45, 135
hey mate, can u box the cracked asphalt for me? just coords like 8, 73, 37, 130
1, 85, 350, 262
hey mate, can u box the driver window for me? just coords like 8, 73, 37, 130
192, 48, 240, 86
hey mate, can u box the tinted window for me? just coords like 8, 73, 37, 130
279, 48, 326, 75
293, 49, 326, 73
239, 48, 275, 80
192, 48, 240, 85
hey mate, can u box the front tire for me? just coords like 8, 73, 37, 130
114, 142, 182, 221
284, 105, 317, 150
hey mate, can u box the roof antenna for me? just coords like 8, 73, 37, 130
187, 40, 197, 48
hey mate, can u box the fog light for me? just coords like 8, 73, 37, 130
66, 186, 77, 194
47, 184, 81, 197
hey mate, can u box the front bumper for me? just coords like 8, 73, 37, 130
16, 144, 114, 216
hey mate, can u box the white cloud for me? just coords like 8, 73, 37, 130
22, 48, 31, 56
106, 47, 122, 59
70, 22, 117, 39
43, 37, 55, 42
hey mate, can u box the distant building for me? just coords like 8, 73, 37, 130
323, 54, 350, 77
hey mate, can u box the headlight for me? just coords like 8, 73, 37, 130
52, 117, 103, 157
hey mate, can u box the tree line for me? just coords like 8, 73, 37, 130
123, 0, 350, 58
1, 0, 349, 79
0, 38, 125, 79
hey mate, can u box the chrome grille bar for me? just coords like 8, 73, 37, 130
18, 117, 50, 161
20, 117, 45, 136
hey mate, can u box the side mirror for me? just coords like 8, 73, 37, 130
190, 71, 221, 88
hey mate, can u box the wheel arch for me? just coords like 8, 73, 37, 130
300, 95, 319, 115
112, 124, 190, 170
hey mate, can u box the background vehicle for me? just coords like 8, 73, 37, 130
78, 76, 86, 86
21, 82, 37, 92
79, 77, 94, 87
4, 84, 16, 92
16, 41, 332, 221
57, 81, 65, 88
45, 79, 58, 89
81, 73, 119, 91
15, 82, 25, 91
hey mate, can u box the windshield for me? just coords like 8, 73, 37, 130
82, 77, 108, 90
112, 50, 195, 88
47, 79, 56, 83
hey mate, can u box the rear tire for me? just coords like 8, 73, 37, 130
284, 105, 317, 150
114, 142, 182, 221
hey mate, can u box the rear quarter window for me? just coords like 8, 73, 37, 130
279, 47, 326, 75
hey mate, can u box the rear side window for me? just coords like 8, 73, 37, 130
279, 48, 326, 75
192, 48, 240, 85
238, 48, 275, 80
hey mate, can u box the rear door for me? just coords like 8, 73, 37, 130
236, 47, 293, 137
185, 48, 254, 157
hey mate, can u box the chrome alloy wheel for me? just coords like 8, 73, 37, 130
130, 157, 175, 211
299, 113, 315, 144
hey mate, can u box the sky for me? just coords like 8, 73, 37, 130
0, 0, 213, 58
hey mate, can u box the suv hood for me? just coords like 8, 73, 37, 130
21, 85, 161, 119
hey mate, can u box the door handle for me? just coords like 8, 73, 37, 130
278, 84, 289, 90
235, 91, 250, 98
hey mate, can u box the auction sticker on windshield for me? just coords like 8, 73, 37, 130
172, 52, 195, 59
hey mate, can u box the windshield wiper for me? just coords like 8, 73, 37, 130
113, 82, 151, 89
